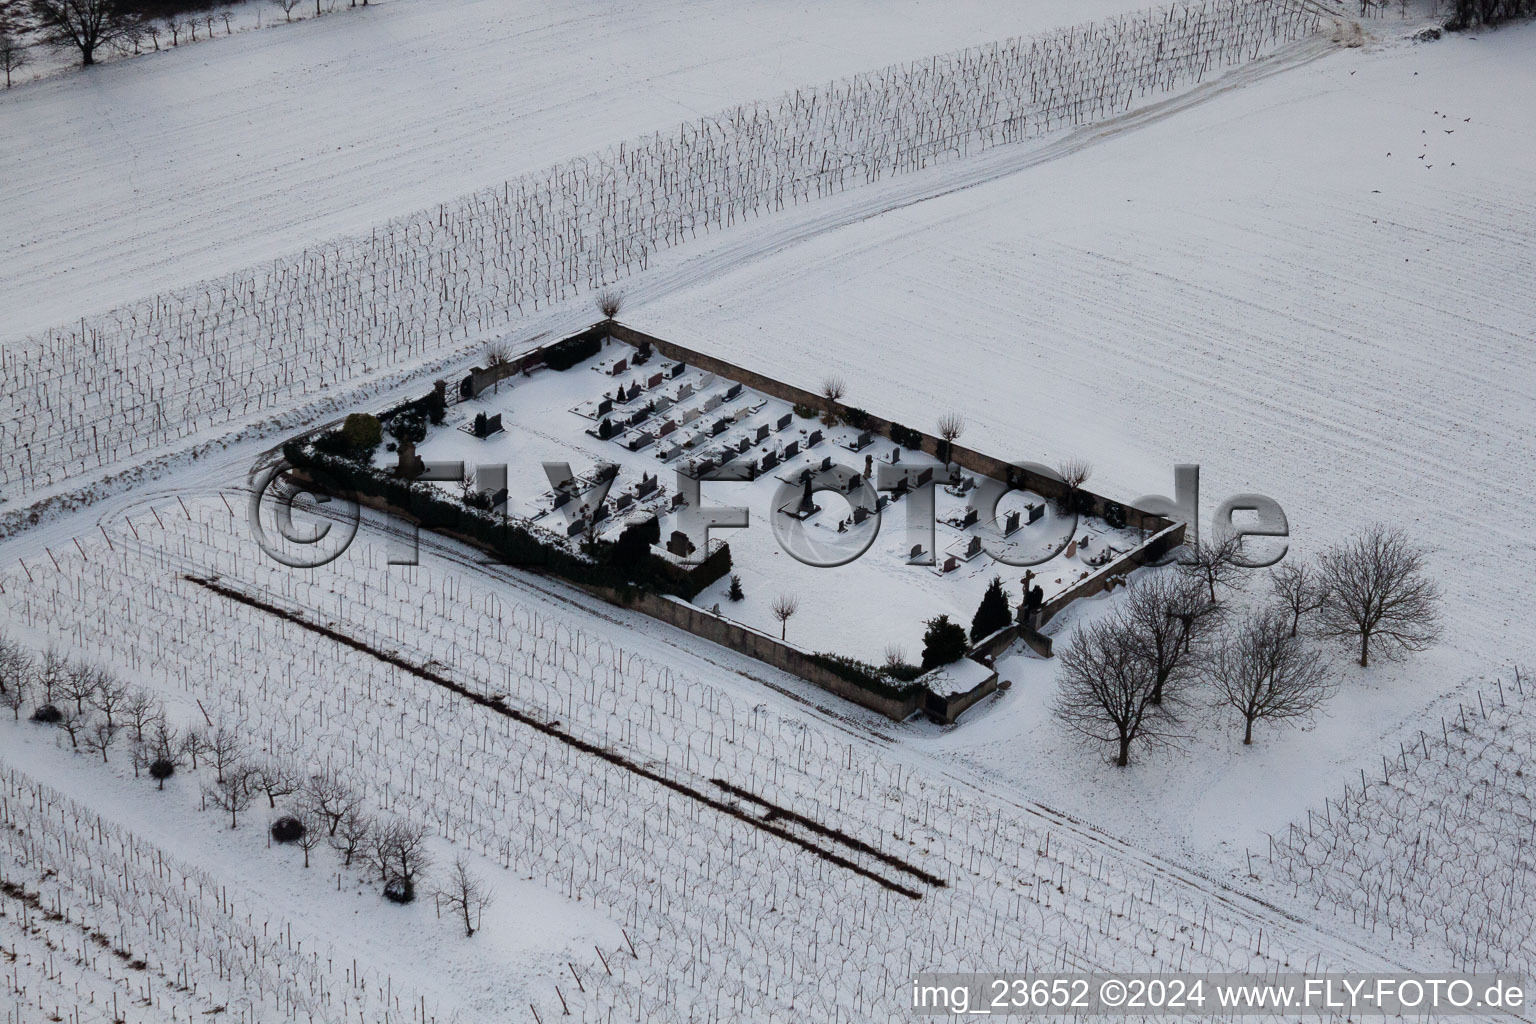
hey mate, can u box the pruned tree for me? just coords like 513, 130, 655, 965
770, 592, 799, 640
1123, 572, 1220, 704
1268, 561, 1329, 637
254, 758, 301, 809
28, 0, 136, 65
0, 29, 31, 87
83, 717, 120, 762
205, 763, 256, 829
1053, 610, 1184, 767
1054, 457, 1093, 513
435, 856, 494, 937
819, 376, 846, 426
482, 341, 510, 368
935, 412, 966, 469
329, 804, 372, 867
1317, 525, 1441, 667
596, 288, 623, 319
1178, 533, 1252, 604
1210, 609, 1332, 744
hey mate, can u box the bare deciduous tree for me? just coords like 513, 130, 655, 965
935, 411, 966, 470
28, 0, 135, 65
1123, 572, 1219, 705
596, 288, 623, 319
37, 648, 65, 704
1178, 533, 1252, 604
205, 763, 256, 829
57, 705, 89, 749
329, 804, 372, 867
483, 340, 510, 367
83, 717, 120, 762
1210, 610, 1332, 744
89, 674, 128, 729
207, 723, 244, 783
1317, 525, 1441, 667
60, 663, 101, 715
819, 375, 846, 426
294, 811, 325, 868
179, 725, 207, 770
1054, 457, 1093, 513
1268, 562, 1329, 638
122, 689, 159, 745
1, 674, 26, 720
254, 758, 301, 809
0, 29, 31, 87
370, 818, 432, 897
304, 770, 358, 836
0, 635, 31, 696
435, 856, 494, 937
271, 0, 300, 22
771, 592, 799, 640
1053, 611, 1184, 767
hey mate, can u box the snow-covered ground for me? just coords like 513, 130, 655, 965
639, 16, 1536, 861
0, 0, 1150, 338
3, 0, 1536, 1019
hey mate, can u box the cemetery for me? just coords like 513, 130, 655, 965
285, 323, 1181, 721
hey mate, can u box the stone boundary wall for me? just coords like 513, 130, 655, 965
1038, 520, 1186, 627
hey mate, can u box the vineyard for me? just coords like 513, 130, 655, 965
0, 495, 1394, 1021
0, 0, 1324, 510
1268, 673, 1536, 977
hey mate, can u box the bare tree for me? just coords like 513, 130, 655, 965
57, 705, 89, 749
294, 811, 325, 868
1317, 525, 1441, 667
0, 29, 31, 87
596, 288, 623, 319
59, 663, 101, 715
253, 758, 301, 809
1178, 533, 1252, 604
207, 723, 244, 783
271, 0, 300, 22
1054, 457, 1093, 513
1210, 610, 1332, 744
28, 0, 136, 65
149, 720, 182, 789
329, 805, 372, 867
89, 674, 129, 729
435, 856, 494, 937
1052, 611, 1183, 767
370, 818, 432, 899
304, 770, 358, 836
121, 689, 159, 745
1123, 573, 1219, 705
771, 592, 799, 641
205, 763, 256, 829
0, 635, 32, 696
1268, 562, 1329, 638
36, 648, 65, 704
83, 717, 120, 762
164, 13, 182, 44
1, 673, 26, 720
483, 340, 510, 368
935, 412, 966, 470
882, 643, 909, 672
179, 726, 208, 771
819, 375, 846, 425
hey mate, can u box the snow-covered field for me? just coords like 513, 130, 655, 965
3, 0, 1535, 1020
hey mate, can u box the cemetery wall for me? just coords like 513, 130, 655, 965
1037, 520, 1186, 626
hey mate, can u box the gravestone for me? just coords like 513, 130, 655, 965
776, 413, 793, 431
667, 530, 695, 557
1027, 503, 1045, 524
962, 506, 979, 528
597, 398, 613, 416
647, 372, 664, 389
782, 440, 799, 458
852, 506, 870, 525
807, 429, 823, 447
966, 534, 982, 557
669, 362, 686, 378
756, 423, 771, 442
724, 382, 743, 400
614, 493, 634, 511
1004, 509, 1021, 535
943, 555, 958, 573
611, 358, 627, 376
566, 518, 587, 538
